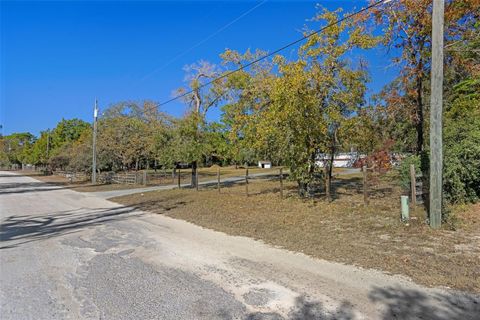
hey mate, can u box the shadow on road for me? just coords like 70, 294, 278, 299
0, 206, 140, 249
0, 181, 85, 195
245, 287, 479, 320
368, 286, 480, 320
0, 174, 36, 178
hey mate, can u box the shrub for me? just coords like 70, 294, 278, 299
443, 89, 480, 203
398, 155, 420, 190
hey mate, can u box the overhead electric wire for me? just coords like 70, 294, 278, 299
140, 0, 269, 82
155, 0, 392, 108
107, 0, 391, 116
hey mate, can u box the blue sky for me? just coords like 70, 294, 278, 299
1, 0, 398, 136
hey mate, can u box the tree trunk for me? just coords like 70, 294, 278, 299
191, 161, 197, 188
325, 164, 331, 201
325, 131, 336, 201
298, 181, 308, 198
326, 166, 333, 201
325, 151, 334, 201
415, 72, 424, 155
328, 152, 334, 184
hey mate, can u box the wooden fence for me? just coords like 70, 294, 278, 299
97, 172, 139, 185
55, 170, 90, 182
54, 171, 137, 184
410, 164, 425, 206
52, 168, 284, 192
112, 172, 137, 184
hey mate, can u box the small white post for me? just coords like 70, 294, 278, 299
401, 196, 409, 222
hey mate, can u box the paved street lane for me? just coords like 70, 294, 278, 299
0, 171, 478, 319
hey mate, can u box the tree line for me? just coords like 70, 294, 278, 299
1, 1, 479, 204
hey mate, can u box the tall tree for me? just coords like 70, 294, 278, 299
177, 60, 225, 118
174, 61, 228, 185
254, 8, 377, 197
51, 119, 90, 147
97, 101, 167, 171
364, 0, 479, 154
1, 132, 36, 166
220, 49, 274, 167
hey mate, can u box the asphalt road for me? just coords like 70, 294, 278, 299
0, 171, 478, 319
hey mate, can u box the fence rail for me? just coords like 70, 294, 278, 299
112, 172, 137, 184
410, 164, 425, 206
54, 170, 90, 182
50, 168, 285, 191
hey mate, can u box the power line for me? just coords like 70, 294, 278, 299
140, 0, 268, 82
100, 0, 391, 117
157, 0, 392, 108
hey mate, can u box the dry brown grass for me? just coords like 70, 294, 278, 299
25, 173, 147, 192
113, 173, 480, 293
21, 166, 332, 190
21, 167, 279, 192
146, 166, 280, 185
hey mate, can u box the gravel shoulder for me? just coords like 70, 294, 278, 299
112, 175, 480, 293
1, 171, 479, 319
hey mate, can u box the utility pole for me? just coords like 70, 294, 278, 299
429, 0, 444, 229
46, 129, 50, 159
92, 99, 98, 184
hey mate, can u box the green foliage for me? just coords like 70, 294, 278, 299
0, 138, 10, 167
66, 130, 93, 172
50, 118, 90, 150
28, 131, 50, 165
398, 155, 420, 190
167, 112, 206, 164
97, 115, 150, 170
220, 49, 273, 167
0, 132, 36, 165
9, 3, 479, 207
24, 119, 90, 166
443, 79, 480, 203
251, 8, 376, 193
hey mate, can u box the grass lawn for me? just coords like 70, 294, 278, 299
112, 172, 480, 293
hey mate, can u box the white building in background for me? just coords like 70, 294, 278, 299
315, 152, 364, 168
258, 161, 272, 169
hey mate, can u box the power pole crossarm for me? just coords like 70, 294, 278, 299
429, 0, 444, 229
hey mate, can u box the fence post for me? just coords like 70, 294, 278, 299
191, 162, 196, 189
245, 168, 249, 197
363, 165, 369, 205
325, 165, 331, 202
178, 168, 181, 189
410, 164, 416, 208
217, 167, 221, 193
279, 167, 283, 199
172, 169, 175, 185
143, 171, 147, 186
195, 167, 199, 191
